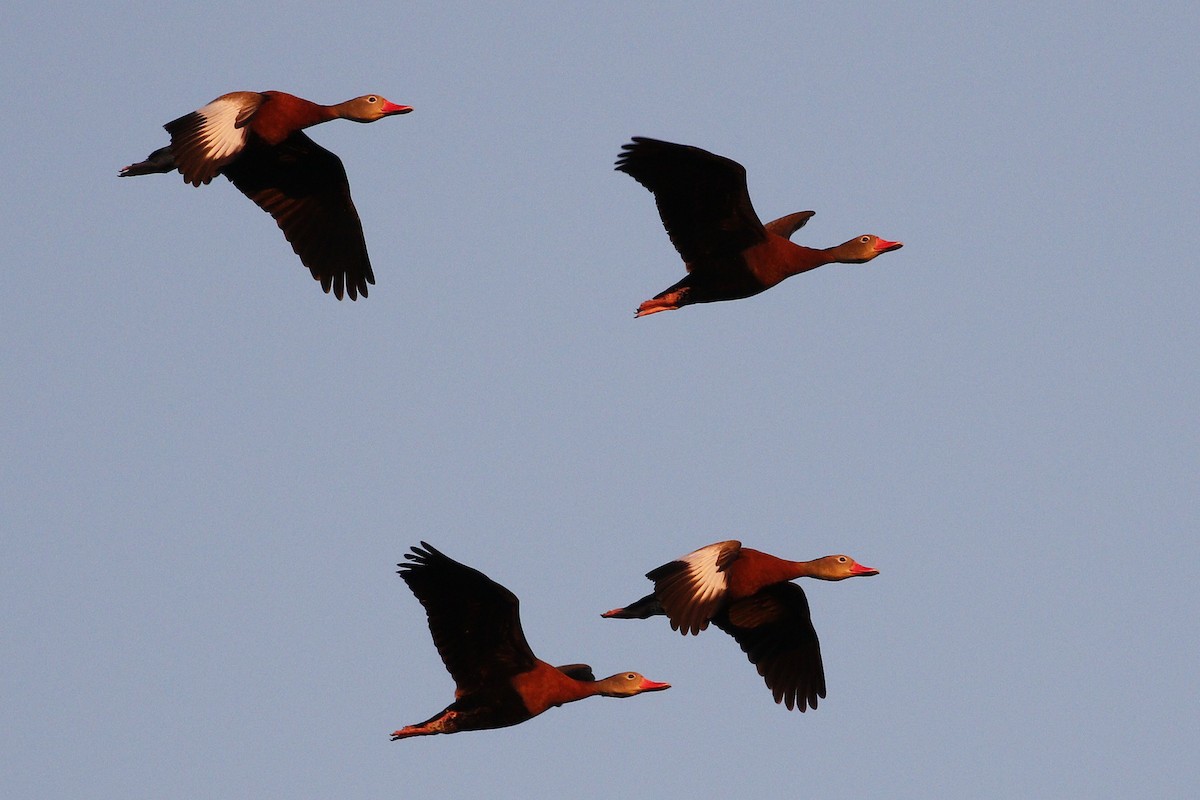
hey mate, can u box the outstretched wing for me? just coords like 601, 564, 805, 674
222, 131, 375, 300
647, 540, 742, 635
763, 210, 815, 240
398, 542, 538, 695
616, 137, 767, 271
554, 664, 596, 681
713, 582, 826, 711
164, 91, 265, 186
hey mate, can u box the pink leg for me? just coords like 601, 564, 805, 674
390, 725, 430, 740
390, 710, 456, 740
635, 291, 684, 317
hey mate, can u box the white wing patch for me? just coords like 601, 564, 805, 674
166, 93, 261, 185
680, 541, 732, 604
191, 96, 251, 169
652, 540, 740, 635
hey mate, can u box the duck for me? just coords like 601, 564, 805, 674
602, 540, 878, 711
615, 137, 903, 317
392, 542, 670, 739
120, 91, 413, 300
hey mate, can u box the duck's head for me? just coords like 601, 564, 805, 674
339, 94, 413, 122
833, 234, 903, 264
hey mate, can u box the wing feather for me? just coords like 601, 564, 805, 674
398, 543, 538, 696
221, 131, 375, 299
616, 138, 767, 272
713, 583, 826, 712
647, 540, 741, 635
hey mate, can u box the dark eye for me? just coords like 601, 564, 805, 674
626, 673, 636, 681
367, 96, 378, 103
838, 556, 847, 563
860, 236, 870, 244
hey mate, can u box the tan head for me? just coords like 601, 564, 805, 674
595, 672, 672, 697
830, 234, 903, 264
810, 555, 880, 581
335, 94, 414, 122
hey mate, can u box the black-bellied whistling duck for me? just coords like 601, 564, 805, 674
391, 542, 669, 740
615, 137, 903, 317
602, 540, 878, 711
120, 91, 413, 300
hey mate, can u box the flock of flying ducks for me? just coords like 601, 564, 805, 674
121, 90, 903, 739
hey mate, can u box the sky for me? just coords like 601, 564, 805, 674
2, 2, 1198, 797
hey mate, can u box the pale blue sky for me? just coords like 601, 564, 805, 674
3, 2, 1198, 798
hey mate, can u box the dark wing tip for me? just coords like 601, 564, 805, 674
614, 141, 637, 172
614, 136, 673, 172
317, 266, 373, 301
645, 558, 685, 582
398, 541, 443, 575
556, 663, 597, 682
